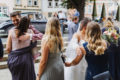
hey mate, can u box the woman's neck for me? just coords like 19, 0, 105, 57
79, 31, 85, 40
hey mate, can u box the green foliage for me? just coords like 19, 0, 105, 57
61, 0, 93, 9
116, 5, 120, 21
61, 0, 73, 9
100, 3, 106, 18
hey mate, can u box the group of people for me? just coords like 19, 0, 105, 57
64, 17, 120, 80
0, 10, 119, 80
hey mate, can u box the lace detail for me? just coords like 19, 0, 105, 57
64, 37, 87, 80
65, 38, 79, 62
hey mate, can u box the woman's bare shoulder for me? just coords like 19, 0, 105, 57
73, 33, 79, 38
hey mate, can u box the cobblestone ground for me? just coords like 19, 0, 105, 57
0, 63, 39, 80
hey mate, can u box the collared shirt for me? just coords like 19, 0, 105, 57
68, 21, 78, 41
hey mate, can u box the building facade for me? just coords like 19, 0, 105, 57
13, 0, 41, 13
41, 0, 67, 19
85, 0, 119, 19
0, 3, 9, 15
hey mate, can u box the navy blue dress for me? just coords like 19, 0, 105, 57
107, 43, 120, 80
83, 43, 109, 80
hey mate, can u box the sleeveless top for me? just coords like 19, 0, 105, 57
10, 28, 32, 51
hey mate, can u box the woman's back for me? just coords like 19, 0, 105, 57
83, 43, 108, 80
40, 39, 64, 80
10, 28, 31, 51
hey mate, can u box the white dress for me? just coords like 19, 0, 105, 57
64, 38, 87, 80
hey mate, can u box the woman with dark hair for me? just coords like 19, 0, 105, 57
6, 17, 36, 80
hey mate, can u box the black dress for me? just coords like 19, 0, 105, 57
83, 43, 109, 80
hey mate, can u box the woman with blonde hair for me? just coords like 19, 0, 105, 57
36, 17, 64, 80
65, 22, 110, 80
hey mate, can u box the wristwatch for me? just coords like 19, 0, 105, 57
37, 74, 40, 77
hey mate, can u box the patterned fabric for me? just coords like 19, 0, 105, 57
29, 25, 43, 40
64, 38, 87, 80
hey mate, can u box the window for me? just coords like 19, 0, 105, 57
16, 0, 21, 5
33, 0, 38, 6
48, 12, 52, 17
28, 0, 32, 6
55, 2, 58, 7
0, 7, 1, 12
3, 7, 7, 14
88, 5, 92, 14
98, 5, 102, 14
48, 1, 52, 8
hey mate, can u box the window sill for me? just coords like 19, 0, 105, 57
15, 5, 22, 6
54, 6, 59, 8
48, 6, 53, 8
27, 5, 39, 7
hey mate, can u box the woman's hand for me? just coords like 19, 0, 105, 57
65, 62, 72, 67
36, 76, 40, 80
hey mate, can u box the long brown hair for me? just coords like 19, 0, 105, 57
16, 17, 30, 37
85, 21, 106, 55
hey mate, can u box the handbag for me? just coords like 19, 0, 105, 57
93, 71, 111, 80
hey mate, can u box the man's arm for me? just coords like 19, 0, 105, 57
19, 25, 43, 41
29, 25, 43, 40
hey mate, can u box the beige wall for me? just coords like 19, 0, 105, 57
42, 12, 55, 19
13, 0, 41, 13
